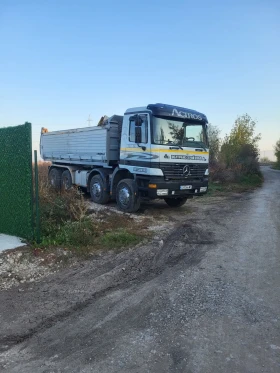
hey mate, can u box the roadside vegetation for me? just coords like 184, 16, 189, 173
208, 114, 263, 194
259, 156, 271, 164
36, 163, 148, 255
272, 139, 280, 170
35, 114, 265, 251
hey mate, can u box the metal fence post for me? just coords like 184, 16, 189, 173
34, 150, 41, 243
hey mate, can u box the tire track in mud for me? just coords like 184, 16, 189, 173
0, 220, 217, 353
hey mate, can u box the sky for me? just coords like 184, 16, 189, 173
1, 0, 279, 159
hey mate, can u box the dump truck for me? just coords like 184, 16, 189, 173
40, 103, 209, 212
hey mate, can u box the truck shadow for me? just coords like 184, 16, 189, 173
85, 194, 192, 218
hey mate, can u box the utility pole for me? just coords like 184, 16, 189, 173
87, 114, 92, 127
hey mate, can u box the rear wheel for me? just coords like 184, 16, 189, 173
61, 170, 72, 191
164, 197, 188, 208
116, 179, 140, 213
90, 175, 110, 204
48, 168, 62, 190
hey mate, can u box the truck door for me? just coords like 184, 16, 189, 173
120, 113, 151, 174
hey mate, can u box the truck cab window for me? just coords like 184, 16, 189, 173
129, 118, 136, 142
129, 114, 148, 143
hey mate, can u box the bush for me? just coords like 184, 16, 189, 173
219, 114, 261, 178
237, 143, 260, 174
210, 164, 236, 183
36, 163, 146, 252
39, 185, 87, 235
208, 124, 221, 165
37, 163, 94, 247
41, 218, 98, 247
260, 156, 270, 163
274, 139, 280, 168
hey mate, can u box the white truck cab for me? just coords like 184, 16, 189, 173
41, 103, 209, 212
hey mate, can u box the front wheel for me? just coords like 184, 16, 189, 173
116, 179, 141, 213
164, 197, 188, 208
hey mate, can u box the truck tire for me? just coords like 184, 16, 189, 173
48, 168, 62, 190
116, 179, 141, 213
61, 170, 72, 191
90, 175, 110, 204
164, 197, 188, 208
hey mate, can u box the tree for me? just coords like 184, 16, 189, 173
260, 156, 270, 163
274, 139, 280, 166
229, 114, 261, 147
208, 124, 221, 165
220, 114, 261, 173
168, 122, 184, 143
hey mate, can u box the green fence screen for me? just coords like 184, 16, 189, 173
0, 122, 34, 240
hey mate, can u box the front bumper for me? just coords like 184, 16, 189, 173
145, 178, 208, 199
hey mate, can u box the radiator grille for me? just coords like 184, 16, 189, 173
160, 163, 207, 180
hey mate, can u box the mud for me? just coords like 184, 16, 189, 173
0, 166, 279, 372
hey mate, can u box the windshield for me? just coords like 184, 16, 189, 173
152, 117, 208, 148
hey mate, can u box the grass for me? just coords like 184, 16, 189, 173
271, 163, 280, 170
239, 173, 264, 187
207, 182, 229, 195
208, 172, 263, 196
101, 229, 141, 250
35, 162, 149, 257
40, 218, 98, 248
39, 216, 143, 257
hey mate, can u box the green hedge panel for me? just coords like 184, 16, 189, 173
0, 122, 33, 240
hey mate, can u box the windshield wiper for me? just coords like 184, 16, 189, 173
196, 144, 208, 152
156, 140, 183, 149
182, 141, 208, 152
169, 145, 183, 150
193, 146, 207, 152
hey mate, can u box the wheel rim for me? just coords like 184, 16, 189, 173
92, 181, 101, 199
119, 186, 130, 207
62, 177, 69, 189
50, 173, 56, 186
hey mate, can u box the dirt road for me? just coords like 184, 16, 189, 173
0, 166, 279, 372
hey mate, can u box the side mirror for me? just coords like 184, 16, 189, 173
136, 116, 143, 126
135, 127, 142, 143
129, 115, 137, 123
130, 115, 143, 126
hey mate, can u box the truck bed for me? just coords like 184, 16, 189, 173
40, 120, 121, 166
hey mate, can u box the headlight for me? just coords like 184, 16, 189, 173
157, 189, 169, 196
204, 169, 209, 176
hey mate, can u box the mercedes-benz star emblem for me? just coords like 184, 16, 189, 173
183, 165, 190, 176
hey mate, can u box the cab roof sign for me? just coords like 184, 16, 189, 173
147, 103, 208, 123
